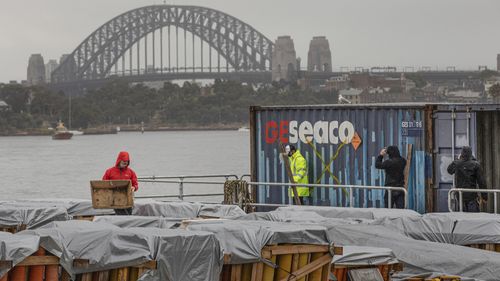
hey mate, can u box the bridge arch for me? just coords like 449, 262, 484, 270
52, 5, 274, 82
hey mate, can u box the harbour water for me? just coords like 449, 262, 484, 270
0, 130, 249, 201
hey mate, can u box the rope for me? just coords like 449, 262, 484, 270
224, 180, 254, 212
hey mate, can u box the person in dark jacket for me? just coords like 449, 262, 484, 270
447, 146, 486, 212
375, 146, 407, 209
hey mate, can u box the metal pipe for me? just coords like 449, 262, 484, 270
179, 178, 184, 200
349, 187, 354, 208
466, 107, 471, 146
247, 181, 408, 209
388, 190, 392, 209
136, 193, 224, 199
495, 194, 498, 214
138, 180, 225, 185
138, 174, 239, 180
448, 188, 500, 212
451, 108, 456, 188
459, 191, 463, 212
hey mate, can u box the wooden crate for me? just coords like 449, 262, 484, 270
220, 244, 342, 281
0, 225, 26, 234
332, 263, 403, 281
90, 180, 134, 209
466, 243, 500, 252
0, 247, 157, 281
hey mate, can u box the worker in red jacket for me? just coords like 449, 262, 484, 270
103, 151, 138, 215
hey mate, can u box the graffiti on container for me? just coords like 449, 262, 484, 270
306, 140, 349, 195
265, 120, 356, 144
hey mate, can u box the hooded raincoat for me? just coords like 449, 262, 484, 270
102, 151, 139, 191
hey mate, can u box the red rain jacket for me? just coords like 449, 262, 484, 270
102, 151, 139, 191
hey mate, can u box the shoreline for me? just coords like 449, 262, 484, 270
0, 124, 247, 137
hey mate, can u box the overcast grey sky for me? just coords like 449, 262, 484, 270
1, 0, 499, 82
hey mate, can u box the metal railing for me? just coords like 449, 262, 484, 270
448, 188, 500, 213
246, 182, 408, 209
136, 174, 240, 200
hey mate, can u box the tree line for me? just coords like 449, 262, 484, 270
0, 80, 339, 134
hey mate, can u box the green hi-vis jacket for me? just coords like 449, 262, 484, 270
289, 150, 310, 197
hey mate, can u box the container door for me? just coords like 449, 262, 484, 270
433, 110, 476, 212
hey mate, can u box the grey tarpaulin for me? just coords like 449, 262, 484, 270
93, 216, 181, 229
133, 200, 245, 219
325, 224, 500, 281
372, 212, 500, 245
198, 204, 245, 218
184, 220, 329, 264
427, 212, 500, 245
276, 206, 421, 220
332, 246, 399, 266
22, 221, 151, 277
22, 220, 223, 281
127, 227, 223, 281
0, 199, 114, 216
0, 206, 69, 229
235, 211, 330, 222
0, 232, 39, 279
133, 200, 202, 218
371, 216, 455, 244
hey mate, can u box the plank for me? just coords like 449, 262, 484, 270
404, 144, 413, 191
263, 245, 330, 256
17, 256, 60, 266
132, 260, 157, 270
250, 262, 263, 281
278, 253, 332, 281
230, 264, 242, 281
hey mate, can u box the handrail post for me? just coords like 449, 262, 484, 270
459, 191, 463, 212
448, 189, 453, 212
388, 189, 392, 209
403, 188, 408, 209
494, 191, 498, 214
349, 187, 354, 207
179, 177, 184, 201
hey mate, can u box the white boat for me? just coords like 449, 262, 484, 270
238, 127, 250, 132
69, 130, 84, 136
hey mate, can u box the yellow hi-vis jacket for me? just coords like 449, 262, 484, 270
288, 150, 310, 197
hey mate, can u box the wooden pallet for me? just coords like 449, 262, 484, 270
331, 263, 404, 281
220, 244, 342, 281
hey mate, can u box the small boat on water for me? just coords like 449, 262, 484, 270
52, 121, 73, 140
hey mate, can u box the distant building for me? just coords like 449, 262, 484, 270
45, 59, 59, 83
326, 75, 350, 91
484, 76, 500, 96
272, 36, 297, 81
339, 88, 363, 104
360, 87, 413, 103
0, 100, 9, 112
27, 54, 46, 85
497, 54, 500, 71
307, 36, 332, 72
445, 90, 482, 103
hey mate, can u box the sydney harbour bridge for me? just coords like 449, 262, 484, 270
48, 5, 480, 92
51, 5, 275, 90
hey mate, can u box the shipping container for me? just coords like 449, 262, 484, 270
250, 103, 500, 213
